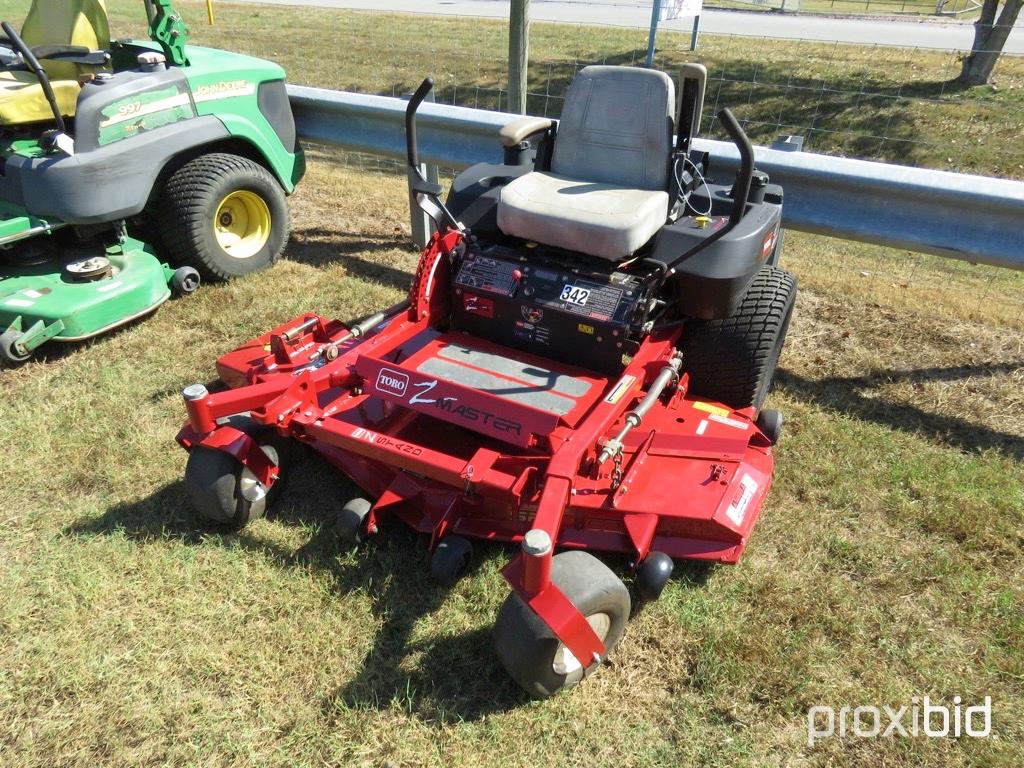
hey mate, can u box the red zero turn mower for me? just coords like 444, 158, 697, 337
176, 65, 797, 697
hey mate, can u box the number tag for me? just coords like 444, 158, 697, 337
559, 284, 591, 306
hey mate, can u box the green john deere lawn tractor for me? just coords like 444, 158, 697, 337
0, 0, 305, 364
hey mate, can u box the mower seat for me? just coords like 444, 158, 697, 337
0, 0, 110, 126
497, 66, 674, 261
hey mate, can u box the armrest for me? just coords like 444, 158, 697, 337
32, 45, 109, 66
498, 116, 555, 148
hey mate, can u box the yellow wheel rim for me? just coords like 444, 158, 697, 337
214, 190, 272, 259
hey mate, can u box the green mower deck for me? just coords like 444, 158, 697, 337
0, 235, 191, 363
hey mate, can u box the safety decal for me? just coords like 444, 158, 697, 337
709, 413, 749, 430
726, 474, 759, 527
604, 374, 637, 404
693, 401, 730, 417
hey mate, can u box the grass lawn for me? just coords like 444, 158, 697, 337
1, 2, 1022, 766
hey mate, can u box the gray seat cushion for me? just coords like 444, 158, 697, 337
497, 172, 669, 260
497, 66, 675, 260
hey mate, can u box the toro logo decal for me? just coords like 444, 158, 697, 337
376, 368, 409, 397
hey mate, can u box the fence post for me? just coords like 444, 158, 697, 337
646, 0, 663, 67
509, 0, 530, 114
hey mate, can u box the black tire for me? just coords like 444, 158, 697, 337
681, 265, 797, 411
756, 408, 784, 445
0, 329, 31, 365
430, 535, 473, 586
335, 497, 372, 544
635, 551, 674, 605
183, 416, 291, 530
157, 153, 289, 282
493, 551, 631, 698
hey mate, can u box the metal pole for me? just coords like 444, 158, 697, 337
646, 0, 663, 67
509, 0, 530, 114
690, 14, 700, 51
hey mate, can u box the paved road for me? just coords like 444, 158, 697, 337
235, 0, 1024, 53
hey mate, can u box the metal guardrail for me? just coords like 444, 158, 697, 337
288, 84, 1024, 271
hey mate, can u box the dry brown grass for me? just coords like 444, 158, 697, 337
1, 151, 1021, 767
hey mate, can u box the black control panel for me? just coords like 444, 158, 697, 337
451, 245, 653, 373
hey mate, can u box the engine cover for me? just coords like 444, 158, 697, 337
451, 244, 653, 373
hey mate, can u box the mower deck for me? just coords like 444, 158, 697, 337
0, 236, 173, 345
194, 313, 773, 564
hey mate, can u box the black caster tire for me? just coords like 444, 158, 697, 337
0, 329, 31, 365
335, 497, 372, 544
635, 551, 674, 605
430, 535, 473, 586
158, 153, 290, 282
171, 266, 201, 296
493, 551, 631, 698
756, 408, 784, 445
183, 416, 290, 531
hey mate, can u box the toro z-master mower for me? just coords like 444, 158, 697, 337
0, 0, 303, 364
176, 66, 796, 697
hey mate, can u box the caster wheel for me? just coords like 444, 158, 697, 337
183, 415, 290, 531
493, 551, 631, 698
756, 408, 784, 445
0, 329, 31, 366
635, 551, 674, 604
335, 497, 372, 544
430, 535, 473, 586
171, 266, 201, 296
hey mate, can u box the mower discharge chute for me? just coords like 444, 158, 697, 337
177, 66, 797, 697
0, 0, 304, 364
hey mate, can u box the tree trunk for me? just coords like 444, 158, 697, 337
959, 0, 1023, 86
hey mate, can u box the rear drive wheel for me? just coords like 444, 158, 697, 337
681, 265, 797, 411
0, 329, 31, 365
493, 551, 631, 698
158, 153, 289, 282
184, 416, 292, 530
